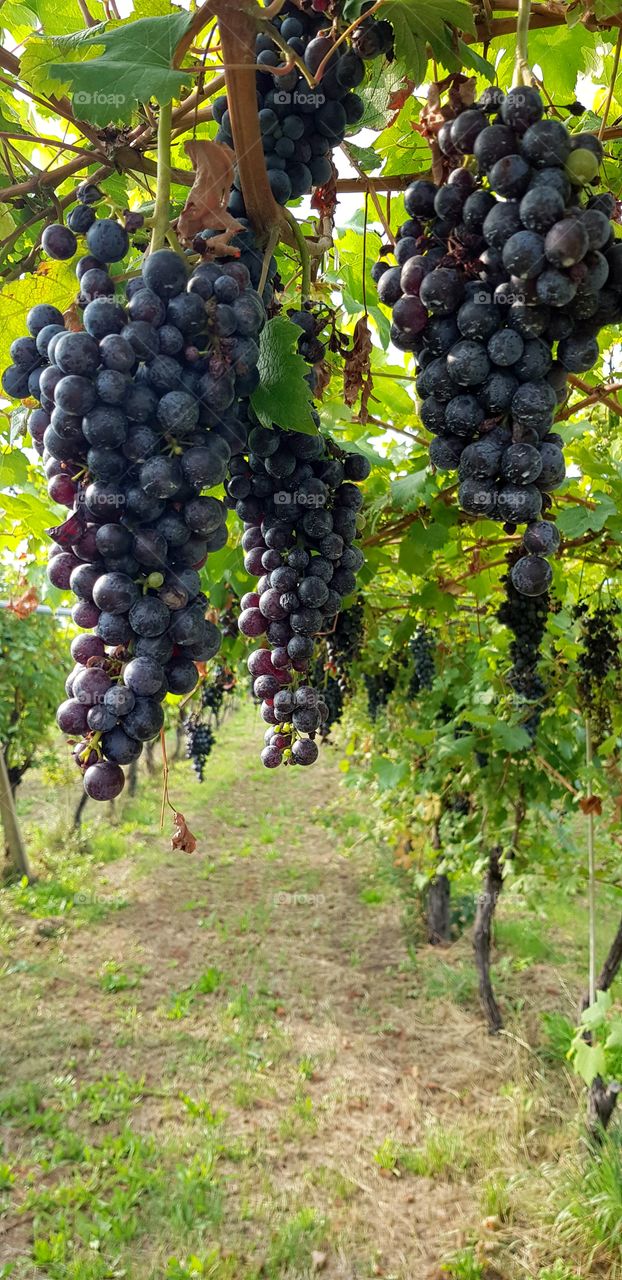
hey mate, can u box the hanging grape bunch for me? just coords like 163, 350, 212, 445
2, 189, 274, 801
498, 545, 551, 739
311, 656, 344, 736
374, 85, 622, 602
364, 667, 397, 720
186, 714, 216, 781
408, 627, 436, 696
575, 601, 621, 740
213, 0, 393, 211
229, 428, 370, 768
325, 597, 365, 692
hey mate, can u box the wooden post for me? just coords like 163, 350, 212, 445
0, 745, 33, 880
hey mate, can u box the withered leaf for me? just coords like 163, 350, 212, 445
177, 140, 243, 250
344, 316, 373, 419
579, 795, 602, 816
171, 811, 197, 853
387, 78, 415, 126
9, 586, 39, 619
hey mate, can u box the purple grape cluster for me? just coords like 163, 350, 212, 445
186, 714, 216, 781
2, 224, 275, 799
229, 425, 370, 766
374, 86, 622, 599
498, 544, 551, 739
214, 0, 391, 210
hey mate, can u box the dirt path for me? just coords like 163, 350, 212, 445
0, 707, 574, 1279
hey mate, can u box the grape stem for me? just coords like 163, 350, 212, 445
150, 99, 173, 255
283, 209, 311, 299
512, 0, 531, 87
598, 28, 622, 141
313, 0, 385, 85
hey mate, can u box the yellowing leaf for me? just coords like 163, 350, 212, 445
0, 260, 77, 385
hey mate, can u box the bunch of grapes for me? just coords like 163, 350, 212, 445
374, 85, 622, 601
408, 626, 436, 695
230, 426, 369, 766
498, 546, 550, 740
214, 0, 392, 210
364, 667, 397, 719
186, 713, 216, 781
325, 597, 365, 691
2, 203, 275, 799
575, 601, 621, 738
201, 680, 224, 716
311, 657, 344, 735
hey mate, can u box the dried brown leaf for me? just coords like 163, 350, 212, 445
177, 140, 243, 250
344, 316, 373, 418
9, 585, 38, 619
171, 811, 197, 853
579, 795, 602, 816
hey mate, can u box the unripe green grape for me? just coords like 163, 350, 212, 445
565, 148, 600, 185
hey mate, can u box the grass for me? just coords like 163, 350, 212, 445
0, 703, 619, 1279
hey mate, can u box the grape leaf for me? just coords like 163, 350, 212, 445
391, 468, 430, 511
357, 55, 413, 131
346, 141, 382, 173
250, 317, 317, 435
46, 13, 193, 125
31, 0, 89, 36
572, 1039, 607, 1086
491, 722, 532, 753
0, 2, 38, 37
21, 37, 94, 100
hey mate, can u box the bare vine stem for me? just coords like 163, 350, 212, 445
599, 28, 622, 141
150, 100, 173, 254
586, 717, 597, 1006
512, 0, 531, 86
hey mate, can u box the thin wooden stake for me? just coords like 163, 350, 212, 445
0, 746, 33, 881
586, 717, 597, 1006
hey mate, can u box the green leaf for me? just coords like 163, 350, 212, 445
456, 38, 495, 80
571, 1038, 607, 1086
491, 722, 532, 753
391, 469, 429, 512
382, 1, 428, 81
356, 55, 410, 131
346, 141, 382, 173
371, 756, 409, 790
31, 0, 90, 36
250, 317, 316, 435
581, 989, 612, 1029
605, 1020, 622, 1049
21, 36, 94, 99
0, 1, 38, 36
47, 12, 193, 124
